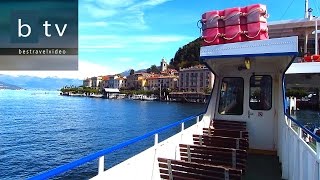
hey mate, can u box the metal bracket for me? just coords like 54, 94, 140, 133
224, 169, 229, 180
187, 145, 191, 162
236, 139, 240, 149
167, 159, 173, 180
232, 150, 236, 168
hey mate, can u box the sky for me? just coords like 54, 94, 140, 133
1, 0, 319, 79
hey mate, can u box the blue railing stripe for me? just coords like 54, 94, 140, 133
28, 112, 205, 180
285, 113, 320, 142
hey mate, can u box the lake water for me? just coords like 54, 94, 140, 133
0, 90, 206, 179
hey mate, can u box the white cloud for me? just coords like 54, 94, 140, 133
80, 45, 124, 49
80, 21, 108, 27
115, 57, 134, 62
78, 34, 192, 52
80, 34, 192, 43
0, 60, 116, 80
81, 0, 172, 29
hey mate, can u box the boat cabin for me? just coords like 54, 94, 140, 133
201, 36, 298, 152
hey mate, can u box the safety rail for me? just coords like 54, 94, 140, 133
280, 113, 320, 180
28, 112, 205, 180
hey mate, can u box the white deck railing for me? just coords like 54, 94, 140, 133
279, 114, 320, 180
28, 113, 209, 180
91, 114, 211, 180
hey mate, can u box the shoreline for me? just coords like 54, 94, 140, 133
60, 93, 209, 104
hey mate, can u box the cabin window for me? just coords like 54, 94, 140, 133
218, 77, 244, 115
249, 75, 272, 110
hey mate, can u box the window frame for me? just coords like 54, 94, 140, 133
218, 77, 244, 115
249, 75, 273, 111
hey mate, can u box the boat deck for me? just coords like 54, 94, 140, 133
157, 119, 284, 180
244, 154, 282, 180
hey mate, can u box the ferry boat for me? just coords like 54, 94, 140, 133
28, 39, 320, 180
28, 5, 320, 180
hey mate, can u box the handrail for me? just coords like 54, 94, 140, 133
285, 112, 320, 142
28, 112, 205, 180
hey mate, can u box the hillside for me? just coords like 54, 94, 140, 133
169, 38, 202, 69
0, 75, 81, 90
0, 81, 23, 90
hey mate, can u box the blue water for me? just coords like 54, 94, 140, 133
293, 110, 320, 129
0, 90, 206, 179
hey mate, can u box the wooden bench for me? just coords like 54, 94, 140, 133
158, 157, 242, 180
211, 120, 247, 131
193, 134, 249, 150
203, 128, 249, 140
211, 119, 246, 125
179, 144, 247, 172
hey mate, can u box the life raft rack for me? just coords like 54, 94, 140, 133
303, 55, 320, 62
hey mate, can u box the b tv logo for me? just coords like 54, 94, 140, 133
11, 11, 67, 43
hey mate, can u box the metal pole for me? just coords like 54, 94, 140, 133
154, 133, 158, 145
315, 18, 318, 54
304, 32, 309, 54
305, 0, 309, 19
98, 156, 105, 174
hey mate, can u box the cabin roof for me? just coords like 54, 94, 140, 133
200, 36, 298, 59
268, 18, 320, 38
286, 62, 320, 74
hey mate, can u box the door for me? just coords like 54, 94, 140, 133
215, 74, 276, 151
246, 74, 276, 151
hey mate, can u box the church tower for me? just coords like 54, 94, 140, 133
160, 58, 168, 72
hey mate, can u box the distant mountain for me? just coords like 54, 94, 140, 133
0, 75, 82, 90
120, 70, 131, 77
120, 69, 147, 76
0, 81, 22, 90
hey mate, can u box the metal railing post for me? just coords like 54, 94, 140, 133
317, 141, 320, 159
298, 127, 302, 140
288, 119, 292, 128
98, 156, 105, 175
181, 122, 184, 131
317, 141, 320, 180
154, 133, 158, 145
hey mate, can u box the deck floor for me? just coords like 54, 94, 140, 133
244, 154, 282, 180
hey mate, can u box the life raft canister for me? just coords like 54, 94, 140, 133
245, 4, 268, 41
303, 55, 320, 62
201, 10, 225, 45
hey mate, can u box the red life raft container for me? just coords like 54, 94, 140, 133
200, 4, 268, 45
246, 4, 267, 23
303, 55, 320, 62
201, 10, 224, 29
223, 7, 247, 43
202, 28, 225, 46
246, 22, 268, 41
224, 7, 242, 26
224, 25, 246, 43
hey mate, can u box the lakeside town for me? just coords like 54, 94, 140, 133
61, 58, 214, 103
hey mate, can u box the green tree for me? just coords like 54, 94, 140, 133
147, 65, 160, 73
169, 38, 202, 70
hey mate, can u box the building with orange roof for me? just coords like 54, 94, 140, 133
146, 75, 178, 91
179, 65, 214, 93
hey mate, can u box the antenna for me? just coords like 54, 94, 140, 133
305, 0, 309, 18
